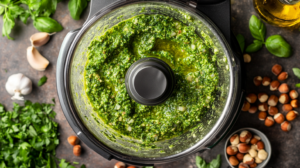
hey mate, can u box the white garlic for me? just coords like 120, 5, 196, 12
5, 73, 32, 100
27, 46, 49, 71
30, 32, 53, 47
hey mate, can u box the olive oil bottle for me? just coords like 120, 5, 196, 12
253, 0, 300, 28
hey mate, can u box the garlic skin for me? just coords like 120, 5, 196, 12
30, 32, 51, 47
5, 73, 32, 100
27, 46, 49, 71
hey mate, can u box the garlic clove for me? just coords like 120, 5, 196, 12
5, 73, 32, 101
30, 32, 51, 47
27, 46, 49, 71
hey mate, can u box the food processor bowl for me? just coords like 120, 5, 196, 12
57, 0, 244, 165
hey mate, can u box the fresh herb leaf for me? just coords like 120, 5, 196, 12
249, 15, 266, 42
265, 35, 292, 57
2, 11, 15, 39
52, 98, 56, 104
195, 155, 221, 168
73, 162, 79, 165
80, 164, 86, 168
38, 75, 48, 86
59, 159, 76, 168
33, 17, 63, 33
20, 11, 31, 24
246, 40, 263, 53
296, 83, 300, 87
8, 5, 25, 18
235, 34, 245, 52
293, 68, 300, 79
196, 156, 207, 168
0, 6, 4, 15
68, 0, 88, 20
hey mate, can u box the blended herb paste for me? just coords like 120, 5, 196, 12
84, 14, 219, 143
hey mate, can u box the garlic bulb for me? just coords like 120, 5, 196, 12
27, 46, 49, 71
5, 73, 32, 100
30, 32, 52, 47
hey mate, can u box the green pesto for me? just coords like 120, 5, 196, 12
84, 14, 219, 143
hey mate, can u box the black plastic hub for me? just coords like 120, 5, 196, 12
125, 57, 175, 105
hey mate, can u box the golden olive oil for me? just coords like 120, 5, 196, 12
254, 0, 300, 28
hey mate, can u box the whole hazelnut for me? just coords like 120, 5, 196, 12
268, 95, 279, 106
249, 163, 257, 168
279, 93, 290, 104
286, 110, 298, 121
258, 111, 267, 121
265, 116, 274, 127
230, 134, 240, 146
258, 93, 269, 103
236, 153, 244, 161
256, 141, 265, 150
272, 64, 282, 76
278, 83, 290, 93
251, 144, 257, 150
73, 145, 81, 156
250, 135, 261, 144
229, 156, 239, 166
242, 101, 251, 112
248, 148, 258, 158
226, 145, 238, 155
68, 136, 79, 146
246, 93, 257, 103
291, 100, 299, 108
115, 162, 126, 168
258, 103, 268, 111
255, 156, 262, 164
281, 121, 291, 132
270, 80, 280, 91
243, 154, 254, 165
239, 163, 250, 168
282, 104, 293, 112
268, 106, 278, 116
262, 77, 271, 86
253, 76, 262, 86
240, 130, 252, 144
249, 106, 258, 114
289, 90, 299, 99
278, 72, 288, 81
274, 113, 285, 124
244, 54, 251, 63
257, 149, 268, 160
238, 143, 250, 153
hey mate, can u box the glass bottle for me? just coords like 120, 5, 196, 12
253, 0, 300, 28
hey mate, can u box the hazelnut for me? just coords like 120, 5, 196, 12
268, 95, 278, 106
258, 103, 268, 111
272, 64, 282, 76
242, 101, 251, 112
282, 104, 293, 112
291, 100, 299, 108
268, 106, 278, 116
240, 130, 252, 144
258, 111, 267, 121
274, 113, 285, 124
256, 141, 265, 150
265, 116, 274, 127
229, 156, 239, 166
244, 54, 251, 63
257, 149, 268, 160
251, 144, 257, 150
281, 121, 291, 132
226, 145, 238, 155
250, 135, 261, 144
238, 143, 250, 153
262, 77, 271, 86
278, 83, 290, 93
236, 152, 244, 161
243, 154, 254, 165
230, 134, 240, 146
246, 93, 257, 103
279, 93, 290, 104
73, 145, 81, 156
289, 90, 299, 99
239, 163, 250, 168
286, 110, 298, 121
248, 106, 258, 114
68, 136, 79, 146
253, 76, 262, 86
278, 72, 288, 81
270, 80, 280, 91
258, 93, 269, 103
114, 162, 126, 168
255, 156, 262, 164
249, 163, 257, 168
248, 148, 258, 158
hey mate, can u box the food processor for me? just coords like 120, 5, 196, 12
56, 0, 245, 166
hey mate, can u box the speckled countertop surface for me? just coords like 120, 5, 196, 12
0, 0, 299, 167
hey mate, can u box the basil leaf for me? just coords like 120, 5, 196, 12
293, 68, 300, 79
38, 75, 48, 86
207, 155, 221, 168
0, 0, 10, 5
246, 40, 263, 53
68, 0, 87, 20
236, 34, 245, 52
80, 165, 86, 168
0, 6, 4, 15
265, 35, 292, 57
296, 83, 300, 87
2, 12, 15, 39
249, 15, 266, 42
20, 11, 30, 24
196, 156, 207, 168
8, 5, 25, 18
33, 17, 63, 33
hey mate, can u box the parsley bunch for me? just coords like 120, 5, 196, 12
0, 101, 59, 167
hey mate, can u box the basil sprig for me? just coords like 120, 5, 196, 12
196, 155, 221, 168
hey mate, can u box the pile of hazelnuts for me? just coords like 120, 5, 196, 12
68, 135, 82, 156
226, 130, 268, 168
242, 64, 299, 132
